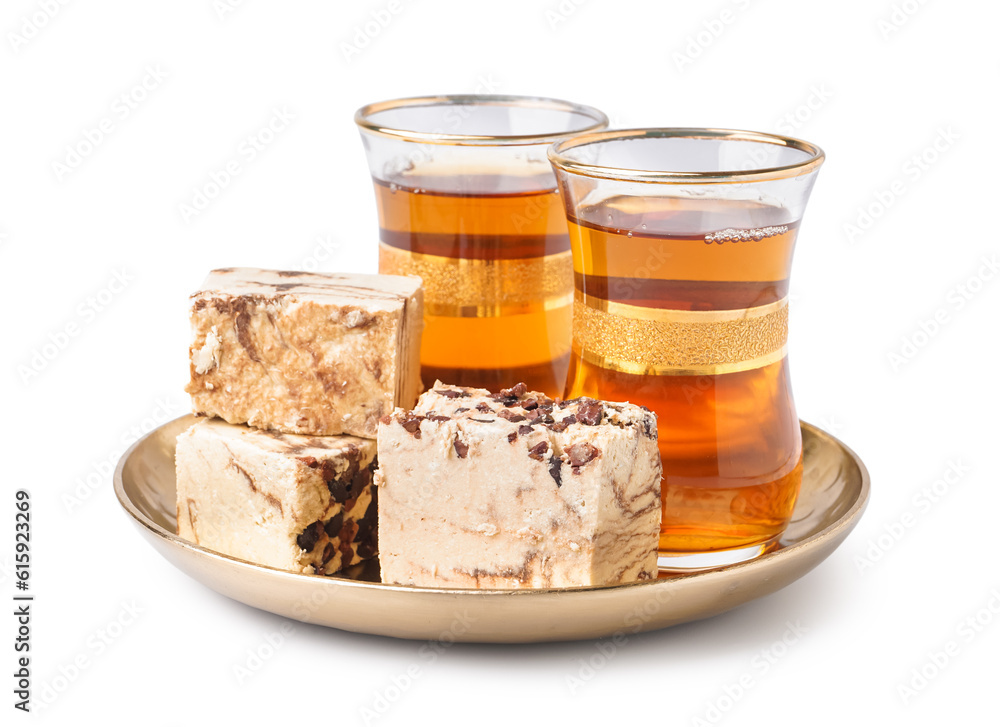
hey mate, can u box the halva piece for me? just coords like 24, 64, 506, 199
186, 267, 423, 438
376, 382, 662, 588
175, 418, 377, 575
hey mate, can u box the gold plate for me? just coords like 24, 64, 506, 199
114, 416, 869, 643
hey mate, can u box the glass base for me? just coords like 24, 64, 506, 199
657, 537, 780, 573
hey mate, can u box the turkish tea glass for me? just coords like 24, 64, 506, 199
355, 95, 608, 398
548, 128, 825, 569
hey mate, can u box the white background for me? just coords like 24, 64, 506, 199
3, 0, 998, 724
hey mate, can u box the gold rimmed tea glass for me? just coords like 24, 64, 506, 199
355, 95, 608, 397
549, 128, 825, 570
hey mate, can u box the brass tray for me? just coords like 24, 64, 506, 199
115, 416, 868, 643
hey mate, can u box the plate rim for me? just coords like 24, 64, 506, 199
114, 416, 870, 598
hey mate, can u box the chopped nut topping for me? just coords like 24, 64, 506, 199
566, 442, 600, 467
528, 441, 549, 461
434, 388, 470, 398
399, 415, 424, 438
576, 399, 604, 426
548, 455, 563, 487
549, 415, 577, 433
454, 438, 469, 458
498, 410, 527, 422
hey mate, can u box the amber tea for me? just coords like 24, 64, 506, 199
564, 197, 801, 558
374, 173, 574, 396
356, 95, 608, 398
550, 128, 825, 568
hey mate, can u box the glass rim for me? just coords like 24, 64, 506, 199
547, 127, 826, 184
354, 94, 609, 146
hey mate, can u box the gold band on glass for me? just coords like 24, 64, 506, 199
379, 242, 573, 317
573, 292, 789, 376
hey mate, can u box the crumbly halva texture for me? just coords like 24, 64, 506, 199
376, 382, 662, 589
175, 418, 378, 575
185, 267, 423, 438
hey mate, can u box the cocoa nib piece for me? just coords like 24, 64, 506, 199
520, 397, 539, 411
400, 414, 425, 438
454, 437, 469, 458
454, 407, 470, 413
566, 442, 600, 467
498, 410, 526, 422
475, 402, 493, 413
324, 511, 345, 539
296, 520, 323, 552
493, 382, 528, 405
327, 477, 349, 502
339, 519, 359, 543
350, 464, 372, 494
356, 539, 377, 560
355, 500, 377, 541
506, 382, 528, 398
427, 414, 451, 422
517, 424, 534, 436
548, 455, 563, 487
297, 455, 319, 468
435, 388, 470, 398
528, 441, 549, 461
576, 399, 604, 426
507, 431, 517, 443
549, 414, 577, 433
338, 540, 354, 564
